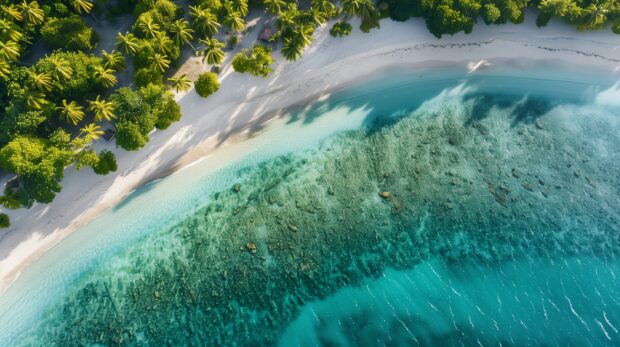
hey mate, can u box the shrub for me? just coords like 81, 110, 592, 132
0, 213, 9, 228
134, 68, 164, 88
139, 84, 182, 129
330, 22, 353, 37
115, 121, 148, 151
613, 21, 620, 34
154, 96, 181, 129
76, 149, 100, 170
94, 150, 118, 175
40, 15, 98, 51
111, 87, 156, 134
194, 72, 220, 98
482, 4, 501, 24
536, 13, 552, 27
231, 45, 274, 78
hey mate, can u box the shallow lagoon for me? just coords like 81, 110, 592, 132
1, 61, 620, 345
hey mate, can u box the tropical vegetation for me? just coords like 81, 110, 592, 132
0, 212, 8, 228
195, 72, 220, 97
232, 45, 274, 77
0, 0, 618, 212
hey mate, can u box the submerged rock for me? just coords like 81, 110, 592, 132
379, 191, 392, 199
535, 119, 544, 129
472, 122, 490, 135
245, 243, 257, 253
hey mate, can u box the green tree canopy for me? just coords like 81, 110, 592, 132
115, 121, 148, 151
40, 15, 98, 52
231, 45, 275, 78
194, 72, 220, 98
93, 150, 117, 175
0, 213, 9, 228
35, 52, 105, 101
0, 135, 73, 206
330, 21, 353, 37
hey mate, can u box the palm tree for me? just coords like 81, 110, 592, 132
89, 95, 115, 122
189, 6, 221, 36
230, 0, 249, 17
356, 0, 377, 21
296, 25, 314, 46
311, 0, 337, 17
224, 11, 245, 33
47, 55, 73, 80
149, 53, 170, 73
0, 19, 23, 42
137, 15, 161, 39
170, 19, 194, 45
581, 1, 610, 29
342, 0, 376, 20
58, 100, 85, 125
276, 5, 299, 33
197, 37, 225, 65
1, 4, 23, 22
102, 50, 126, 71
281, 36, 305, 61
264, 0, 286, 14
168, 74, 192, 93
21, 89, 46, 110
0, 40, 20, 61
116, 32, 140, 55
93, 66, 117, 88
19, 1, 45, 25
0, 188, 21, 210
29, 71, 52, 92
0, 59, 10, 80
309, 8, 327, 26
153, 31, 174, 55
80, 123, 104, 142
70, 0, 93, 14
539, 0, 571, 17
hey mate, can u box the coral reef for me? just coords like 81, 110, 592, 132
18, 89, 620, 346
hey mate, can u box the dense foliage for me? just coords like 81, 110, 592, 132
0, 0, 618, 211
93, 150, 118, 175
330, 21, 353, 37
231, 45, 274, 77
0, 0, 186, 207
40, 15, 98, 51
195, 72, 220, 97
0, 212, 8, 228
382, 0, 620, 37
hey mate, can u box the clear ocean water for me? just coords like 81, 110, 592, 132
1, 61, 620, 346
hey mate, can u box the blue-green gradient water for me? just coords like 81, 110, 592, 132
1, 61, 620, 346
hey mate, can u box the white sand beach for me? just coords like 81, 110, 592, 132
1, 14, 620, 293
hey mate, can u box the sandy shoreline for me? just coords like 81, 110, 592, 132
1, 14, 620, 293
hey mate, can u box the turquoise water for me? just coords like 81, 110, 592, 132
1, 61, 620, 346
